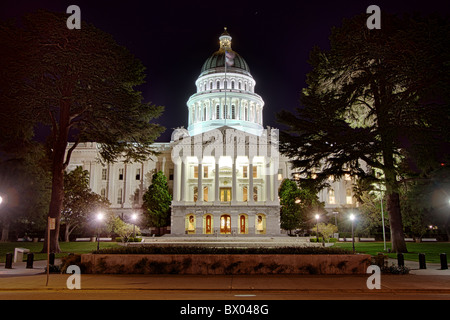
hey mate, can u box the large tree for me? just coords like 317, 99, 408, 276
279, 178, 323, 235
0, 11, 164, 252
61, 166, 110, 242
142, 171, 172, 235
277, 13, 450, 252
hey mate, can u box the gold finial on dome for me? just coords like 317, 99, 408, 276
219, 27, 232, 50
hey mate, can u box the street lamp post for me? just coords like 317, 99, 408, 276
350, 214, 355, 254
315, 214, 320, 243
96, 212, 104, 251
380, 191, 387, 251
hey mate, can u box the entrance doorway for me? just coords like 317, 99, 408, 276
220, 215, 231, 234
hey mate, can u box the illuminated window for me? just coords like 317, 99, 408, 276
329, 189, 336, 204
220, 187, 231, 202
203, 187, 208, 202
243, 186, 248, 201
193, 187, 198, 202
243, 166, 248, 178
203, 166, 208, 178
278, 169, 283, 181
346, 188, 353, 204
253, 186, 258, 201
193, 166, 198, 178
253, 166, 257, 178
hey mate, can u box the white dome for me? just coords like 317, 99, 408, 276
187, 28, 264, 137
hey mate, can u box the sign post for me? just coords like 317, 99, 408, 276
46, 217, 55, 286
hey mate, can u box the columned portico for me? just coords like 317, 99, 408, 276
170, 28, 280, 236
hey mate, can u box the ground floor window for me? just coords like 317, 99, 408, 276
203, 214, 213, 234
185, 214, 196, 234
220, 214, 231, 234
239, 214, 248, 234
255, 214, 266, 234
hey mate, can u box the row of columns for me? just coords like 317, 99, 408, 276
173, 157, 278, 204
189, 98, 263, 125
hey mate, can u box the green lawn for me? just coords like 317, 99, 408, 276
334, 241, 450, 263
0, 241, 120, 263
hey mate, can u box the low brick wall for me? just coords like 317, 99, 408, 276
81, 254, 371, 275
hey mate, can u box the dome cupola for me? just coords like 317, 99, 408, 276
187, 28, 264, 137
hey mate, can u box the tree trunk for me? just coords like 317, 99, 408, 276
386, 191, 407, 253
41, 101, 71, 253
64, 223, 71, 242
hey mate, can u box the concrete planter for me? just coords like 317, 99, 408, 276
81, 253, 371, 275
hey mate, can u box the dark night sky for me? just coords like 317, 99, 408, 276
1, 0, 449, 142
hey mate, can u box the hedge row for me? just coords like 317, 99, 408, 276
94, 245, 352, 255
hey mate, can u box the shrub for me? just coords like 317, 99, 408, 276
382, 264, 410, 275
94, 245, 352, 255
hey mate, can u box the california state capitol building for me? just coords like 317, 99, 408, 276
66, 29, 359, 236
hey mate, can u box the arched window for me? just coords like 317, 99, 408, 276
238, 82, 242, 90
253, 186, 258, 202
210, 82, 213, 90
203, 107, 207, 121
216, 80, 220, 89
186, 215, 195, 234
231, 81, 235, 89
244, 107, 248, 121
204, 214, 212, 234
239, 214, 248, 234
256, 214, 266, 234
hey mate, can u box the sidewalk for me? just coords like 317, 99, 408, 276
0, 259, 449, 296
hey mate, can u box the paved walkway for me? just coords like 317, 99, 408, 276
0, 258, 449, 299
